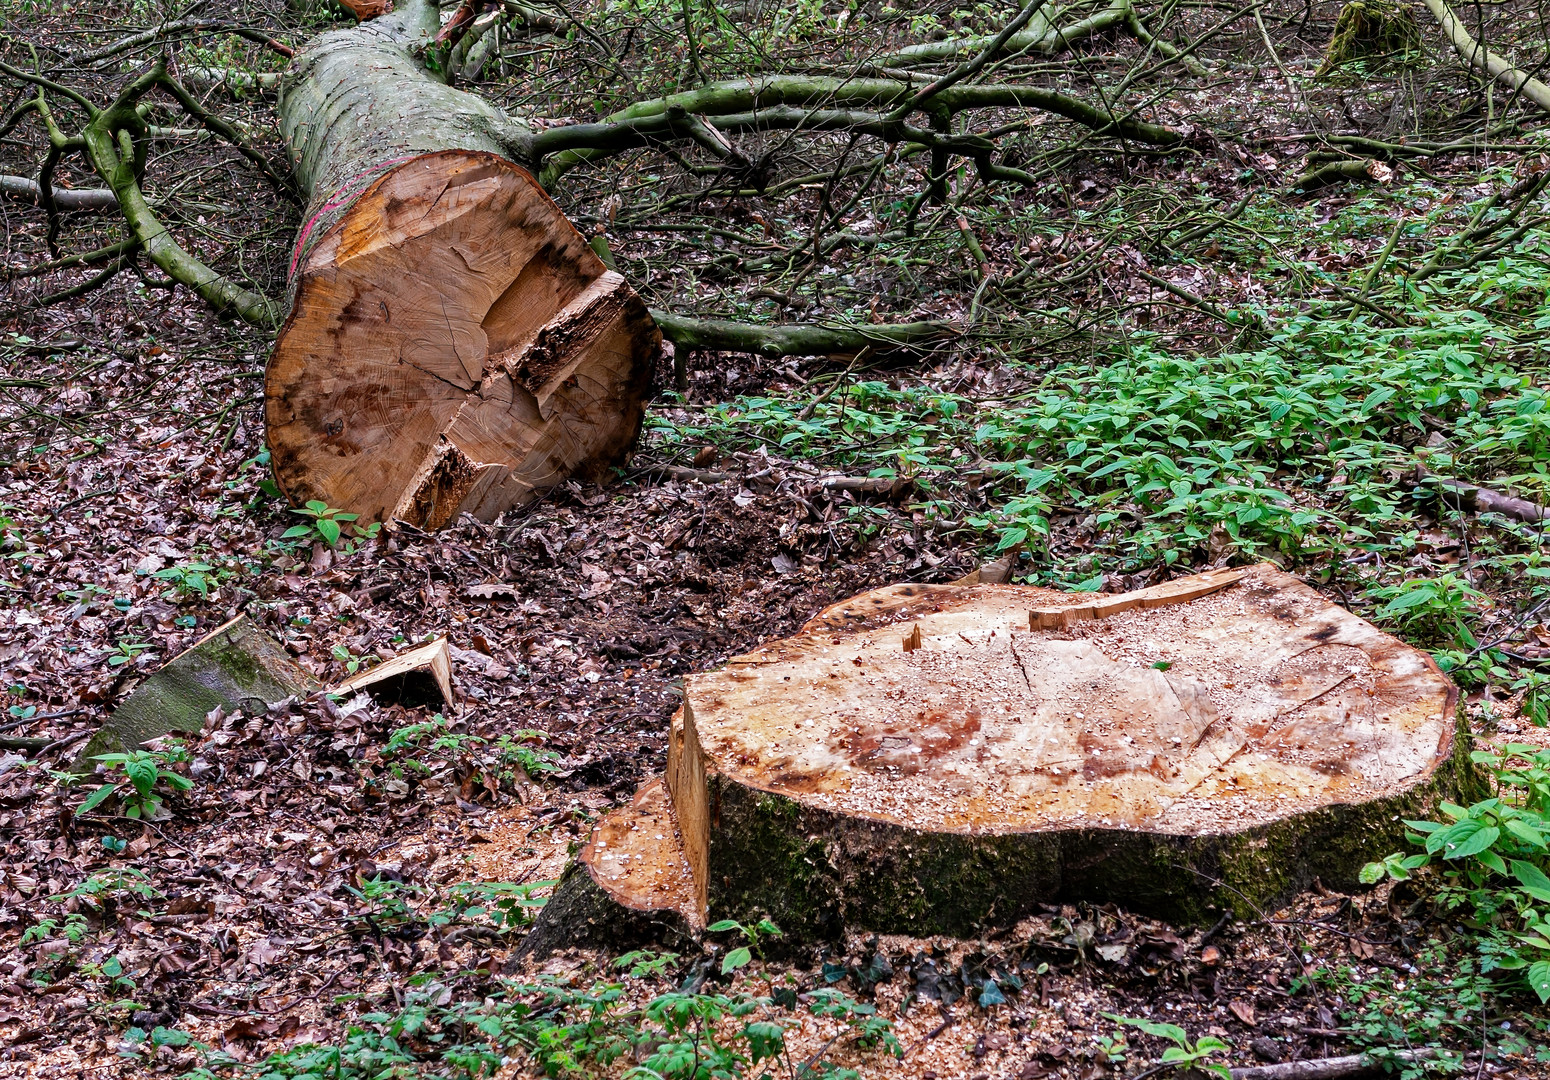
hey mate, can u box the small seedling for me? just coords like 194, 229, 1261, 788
77, 744, 193, 820
103, 638, 154, 668
152, 561, 215, 599
438, 879, 556, 931
283, 499, 380, 550
1102, 1015, 1231, 1078
705, 916, 783, 973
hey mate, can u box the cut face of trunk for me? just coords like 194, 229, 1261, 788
267, 0, 659, 527
267, 151, 657, 526
537, 565, 1466, 946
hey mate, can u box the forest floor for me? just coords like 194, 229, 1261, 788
5, 0, 1550, 1078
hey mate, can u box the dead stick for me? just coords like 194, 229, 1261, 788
1230, 1048, 1435, 1079
1417, 466, 1550, 523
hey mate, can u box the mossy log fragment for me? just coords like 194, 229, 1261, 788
74, 616, 317, 772
551, 565, 1466, 947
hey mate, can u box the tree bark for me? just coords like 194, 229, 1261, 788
267, 0, 660, 528
1423, 0, 1550, 115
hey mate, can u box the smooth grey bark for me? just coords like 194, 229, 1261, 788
278, 0, 534, 244
0, 174, 117, 210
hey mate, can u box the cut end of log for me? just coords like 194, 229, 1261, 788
521, 776, 704, 959
333, 636, 453, 709
560, 564, 1464, 945
581, 776, 704, 927
266, 151, 660, 528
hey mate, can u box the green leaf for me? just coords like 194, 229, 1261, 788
281, 525, 313, 539
75, 783, 116, 816
317, 518, 341, 547
1506, 819, 1547, 848
1529, 961, 1550, 1004
1358, 861, 1386, 885
978, 980, 1006, 1007
1478, 849, 1509, 876
743, 1020, 785, 1062
1439, 822, 1499, 859
721, 946, 752, 974
706, 920, 740, 933
1104, 1015, 1187, 1046
1512, 860, 1550, 903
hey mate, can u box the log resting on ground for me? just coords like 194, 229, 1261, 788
526, 564, 1470, 952
267, 0, 659, 528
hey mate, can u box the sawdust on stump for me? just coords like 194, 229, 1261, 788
528, 564, 1466, 951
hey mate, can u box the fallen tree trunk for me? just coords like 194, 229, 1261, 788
267, 0, 660, 528
1423, 0, 1550, 116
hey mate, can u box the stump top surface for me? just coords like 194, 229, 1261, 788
686, 565, 1456, 835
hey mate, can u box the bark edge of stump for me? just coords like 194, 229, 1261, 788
524, 564, 1470, 952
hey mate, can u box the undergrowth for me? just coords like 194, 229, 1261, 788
651, 182, 1550, 692
175, 943, 902, 1080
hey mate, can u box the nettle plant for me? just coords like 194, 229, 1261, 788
188, 938, 903, 1080
1363, 744, 1550, 1002
76, 741, 194, 820
283, 499, 381, 551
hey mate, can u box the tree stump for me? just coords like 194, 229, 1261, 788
529, 565, 1468, 951
266, 0, 659, 527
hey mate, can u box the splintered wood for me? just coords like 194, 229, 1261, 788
266, 151, 659, 528
547, 564, 1461, 944
580, 777, 702, 927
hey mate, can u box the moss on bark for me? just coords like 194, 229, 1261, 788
699, 706, 1474, 942
73, 616, 317, 773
